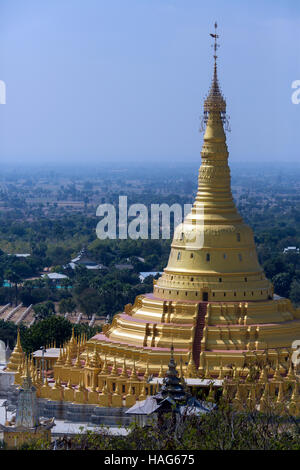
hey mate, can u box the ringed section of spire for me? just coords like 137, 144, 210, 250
203, 63, 227, 117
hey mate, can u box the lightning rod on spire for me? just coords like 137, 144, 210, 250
210, 21, 220, 64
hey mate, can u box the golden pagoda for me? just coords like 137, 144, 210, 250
6, 330, 24, 375
80, 23, 300, 379
18, 24, 300, 406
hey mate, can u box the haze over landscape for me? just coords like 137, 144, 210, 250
0, 0, 299, 166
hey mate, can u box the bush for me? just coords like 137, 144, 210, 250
20, 316, 100, 353
18, 405, 300, 450
33, 301, 55, 321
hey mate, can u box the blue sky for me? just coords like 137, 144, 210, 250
0, 0, 299, 165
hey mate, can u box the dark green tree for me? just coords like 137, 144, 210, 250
290, 279, 300, 306
272, 272, 292, 298
77, 288, 101, 319
20, 316, 100, 353
59, 298, 76, 315
4, 269, 22, 306
33, 301, 55, 321
0, 320, 22, 349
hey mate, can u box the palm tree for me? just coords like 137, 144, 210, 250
5, 269, 22, 306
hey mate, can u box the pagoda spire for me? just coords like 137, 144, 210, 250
16, 329, 22, 349
186, 21, 242, 227
160, 345, 187, 401
202, 22, 229, 130
6, 329, 24, 372
15, 362, 39, 428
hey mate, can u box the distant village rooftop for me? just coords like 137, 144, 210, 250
7, 253, 31, 258
283, 246, 299, 253
139, 272, 163, 282
42, 273, 68, 280
69, 247, 107, 270
115, 263, 134, 270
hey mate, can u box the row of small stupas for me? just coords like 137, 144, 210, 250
5, 25, 300, 405
5, 329, 300, 415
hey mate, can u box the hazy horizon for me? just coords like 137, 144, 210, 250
0, 0, 299, 166
0, 159, 299, 177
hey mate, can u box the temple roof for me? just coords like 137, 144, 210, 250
125, 395, 216, 416
160, 345, 187, 401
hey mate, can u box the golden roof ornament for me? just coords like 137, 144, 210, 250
21, 357, 29, 380
277, 382, 284, 403
218, 360, 224, 380
207, 383, 215, 402
143, 359, 150, 381
126, 382, 134, 397
130, 359, 138, 381
101, 381, 109, 396
78, 376, 85, 392
74, 350, 81, 368
258, 365, 268, 384
29, 356, 35, 376
100, 355, 109, 375
205, 362, 211, 379
247, 385, 256, 411
139, 383, 146, 401
120, 357, 128, 378
261, 381, 270, 401
90, 346, 99, 369
56, 348, 63, 366
186, 352, 198, 378
158, 361, 164, 378
114, 381, 122, 397
233, 366, 239, 381
22, 357, 32, 388
85, 352, 91, 368
64, 347, 73, 367
78, 334, 82, 351
16, 329, 22, 351
291, 382, 300, 404
272, 361, 282, 382
286, 359, 296, 381
66, 379, 72, 390
110, 357, 118, 377
234, 382, 244, 403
